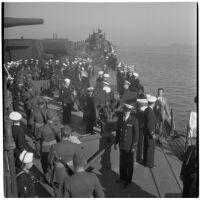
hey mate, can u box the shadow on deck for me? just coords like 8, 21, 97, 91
97, 170, 156, 198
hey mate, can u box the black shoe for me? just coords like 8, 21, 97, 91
115, 179, 124, 183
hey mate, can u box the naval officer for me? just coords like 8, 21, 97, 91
84, 87, 96, 134
59, 78, 73, 124
114, 103, 139, 188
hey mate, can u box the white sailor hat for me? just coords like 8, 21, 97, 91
8, 76, 14, 80
9, 112, 22, 121
136, 99, 148, 104
147, 95, 157, 103
87, 87, 94, 91
124, 80, 131, 85
123, 103, 134, 109
81, 67, 84, 71
103, 81, 110, 86
146, 94, 151, 98
55, 60, 59, 63
103, 74, 110, 78
98, 71, 104, 75
103, 86, 111, 93
64, 78, 71, 83
19, 150, 33, 164
140, 106, 148, 112
133, 72, 139, 77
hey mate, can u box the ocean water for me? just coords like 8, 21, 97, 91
117, 45, 197, 135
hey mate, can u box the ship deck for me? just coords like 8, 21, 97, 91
15, 67, 187, 198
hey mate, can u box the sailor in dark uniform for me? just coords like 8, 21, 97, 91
59, 78, 73, 124
84, 87, 96, 134
118, 70, 126, 97
63, 155, 105, 198
17, 150, 36, 198
143, 95, 157, 168
48, 126, 85, 197
114, 103, 139, 188
122, 80, 131, 95
126, 72, 138, 94
96, 71, 104, 89
9, 111, 26, 168
132, 72, 144, 96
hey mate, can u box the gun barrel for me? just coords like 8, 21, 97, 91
4, 17, 44, 28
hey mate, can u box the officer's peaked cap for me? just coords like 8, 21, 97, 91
147, 95, 157, 103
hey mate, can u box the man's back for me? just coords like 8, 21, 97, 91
63, 171, 105, 198
53, 140, 82, 163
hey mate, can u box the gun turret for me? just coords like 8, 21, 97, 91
4, 17, 44, 28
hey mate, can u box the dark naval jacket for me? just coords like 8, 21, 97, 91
115, 112, 139, 152
144, 106, 157, 137
59, 86, 73, 105
63, 171, 105, 198
17, 170, 36, 198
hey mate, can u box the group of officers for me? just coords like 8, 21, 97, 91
4, 54, 197, 197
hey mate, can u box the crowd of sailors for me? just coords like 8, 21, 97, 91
4, 54, 198, 198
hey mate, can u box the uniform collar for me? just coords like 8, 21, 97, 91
13, 122, 20, 126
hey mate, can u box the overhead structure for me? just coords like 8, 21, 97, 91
4, 17, 44, 28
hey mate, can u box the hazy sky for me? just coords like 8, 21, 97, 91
4, 2, 197, 46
